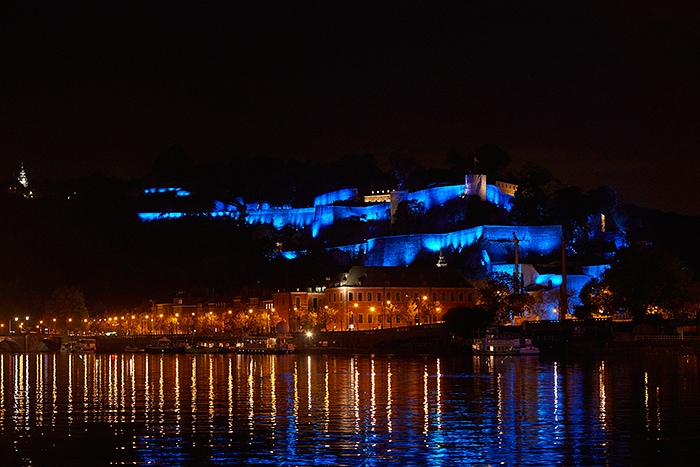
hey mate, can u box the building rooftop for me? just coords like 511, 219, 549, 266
333, 265, 474, 289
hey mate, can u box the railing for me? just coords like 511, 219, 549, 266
634, 335, 700, 342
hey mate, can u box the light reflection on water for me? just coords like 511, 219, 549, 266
0, 352, 699, 466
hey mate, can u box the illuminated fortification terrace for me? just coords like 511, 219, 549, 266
138, 176, 516, 234
137, 177, 613, 311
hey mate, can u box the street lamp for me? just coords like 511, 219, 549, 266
385, 301, 391, 328
352, 303, 358, 330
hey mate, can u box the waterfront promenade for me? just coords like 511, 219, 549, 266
2, 318, 700, 355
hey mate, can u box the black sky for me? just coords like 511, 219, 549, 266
2, 1, 699, 215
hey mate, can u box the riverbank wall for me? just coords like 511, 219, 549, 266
3, 318, 700, 356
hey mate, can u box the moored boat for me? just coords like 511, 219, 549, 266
233, 336, 295, 354
472, 336, 539, 356
145, 336, 187, 354
60, 338, 97, 354
185, 341, 231, 354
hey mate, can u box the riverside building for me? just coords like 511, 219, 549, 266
274, 265, 476, 332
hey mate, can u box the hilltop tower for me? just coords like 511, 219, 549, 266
464, 173, 486, 201
18, 163, 29, 188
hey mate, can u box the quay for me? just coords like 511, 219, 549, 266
2, 318, 700, 355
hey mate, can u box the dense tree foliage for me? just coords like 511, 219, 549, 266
43, 286, 90, 333
577, 244, 693, 320
473, 272, 535, 324
391, 199, 426, 234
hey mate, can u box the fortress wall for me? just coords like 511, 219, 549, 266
565, 275, 596, 308
247, 207, 315, 229
441, 226, 484, 251
311, 204, 391, 237
364, 235, 425, 267
313, 188, 358, 206
286, 208, 316, 229
213, 200, 238, 212
485, 185, 513, 210
406, 185, 464, 211
583, 264, 610, 278
359, 225, 562, 267
481, 225, 563, 256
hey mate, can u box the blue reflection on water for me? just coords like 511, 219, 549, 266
1, 352, 699, 465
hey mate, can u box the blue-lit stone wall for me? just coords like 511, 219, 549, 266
485, 185, 513, 210
482, 225, 563, 256
213, 200, 238, 213
143, 187, 191, 196
406, 185, 464, 211
313, 188, 358, 206
582, 264, 610, 277
490, 263, 607, 315
363, 235, 425, 266
138, 212, 185, 221
138, 183, 513, 229
316, 224, 564, 267
311, 204, 390, 237
246, 207, 316, 230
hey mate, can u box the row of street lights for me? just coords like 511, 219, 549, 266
3, 316, 29, 334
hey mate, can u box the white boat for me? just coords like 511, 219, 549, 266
472, 337, 539, 356
76, 338, 97, 353
61, 338, 97, 354
233, 336, 295, 354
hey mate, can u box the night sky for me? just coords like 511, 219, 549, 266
2, 1, 699, 215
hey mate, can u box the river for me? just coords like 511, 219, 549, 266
1, 351, 698, 466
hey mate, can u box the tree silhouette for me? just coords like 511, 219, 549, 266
579, 244, 692, 320
43, 286, 90, 333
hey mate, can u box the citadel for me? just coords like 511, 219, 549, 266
136, 171, 625, 324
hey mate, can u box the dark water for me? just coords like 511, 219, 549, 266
1, 351, 699, 466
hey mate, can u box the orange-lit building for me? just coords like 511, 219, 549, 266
274, 265, 476, 332
272, 287, 326, 331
